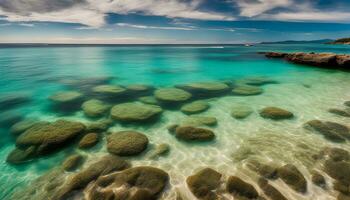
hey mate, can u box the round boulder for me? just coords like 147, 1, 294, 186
226, 176, 259, 199
260, 107, 294, 120
187, 168, 222, 200
82, 99, 110, 118
181, 100, 209, 114
107, 131, 149, 156
175, 126, 215, 141
154, 88, 192, 104
232, 84, 263, 96
231, 105, 253, 119
110, 103, 162, 122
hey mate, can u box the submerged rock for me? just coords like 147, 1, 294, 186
139, 96, 159, 105
54, 155, 129, 200
305, 120, 350, 142
246, 160, 277, 179
187, 168, 222, 200
16, 120, 85, 154
147, 143, 170, 159
311, 170, 326, 188
180, 100, 209, 114
226, 176, 259, 199
107, 131, 149, 156
232, 84, 263, 96
154, 88, 192, 104
324, 159, 350, 186
81, 99, 110, 118
182, 116, 217, 127
258, 178, 287, 200
0, 92, 31, 111
110, 103, 162, 122
49, 91, 83, 110
10, 119, 40, 136
277, 164, 307, 193
92, 85, 126, 99
92, 166, 169, 200
0, 111, 23, 128
78, 133, 99, 149
321, 147, 350, 162
177, 82, 230, 97
236, 76, 277, 86
259, 107, 294, 120
328, 108, 350, 117
62, 154, 84, 171
231, 105, 253, 119
85, 118, 113, 132
175, 126, 215, 142
6, 146, 36, 164
126, 84, 154, 96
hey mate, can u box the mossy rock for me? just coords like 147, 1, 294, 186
94, 166, 169, 199
78, 133, 99, 149
154, 88, 192, 104
178, 82, 230, 97
182, 116, 217, 127
85, 118, 113, 132
92, 85, 126, 97
231, 105, 253, 119
126, 84, 154, 96
62, 154, 84, 171
111, 103, 162, 122
10, 119, 42, 136
53, 155, 129, 200
260, 107, 294, 120
82, 99, 110, 118
232, 84, 263, 96
305, 120, 350, 142
258, 178, 287, 200
6, 146, 36, 164
49, 91, 83, 110
139, 96, 159, 105
16, 120, 85, 151
187, 168, 222, 200
181, 100, 209, 114
226, 176, 259, 199
107, 131, 149, 156
175, 126, 215, 141
277, 164, 307, 193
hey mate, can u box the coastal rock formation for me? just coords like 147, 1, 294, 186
110, 103, 162, 122
82, 99, 110, 118
107, 131, 149, 156
180, 100, 209, 114
90, 166, 169, 200
154, 88, 192, 104
187, 168, 222, 200
175, 126, 215, 141
177, 81, 230, 97
264, 52, 350, 69
260, 107, 294, 120
78, 133, 99, 149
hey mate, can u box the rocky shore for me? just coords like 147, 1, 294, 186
264, 52, 350, 69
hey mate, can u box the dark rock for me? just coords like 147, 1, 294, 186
311, 170, 326, 188
345, 101, 350, 107
110, 103, 162, 123
336, 55, 350, 68
259, 107, 294, 120
6, 146, 36, 164
78, 133, 99, 149
62, 154, 84, 171
324, 160, 350, 186
321, 147, 350, 162
258, 178, 287, 200
334, 181, 350, 194
305, 120, 350, 142
246, 160, 277, 179
226, 176, 259, 199
175, 126, 215, 142
265, 52, 287, 58
167, 124, 179, 134
329, 108, 350, 117
187, 168, 222, 200
107, 131, 149, 156
338, 193, 350, 200
277, 164, 307, 193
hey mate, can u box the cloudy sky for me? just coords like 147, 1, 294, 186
0, 0, 350, 44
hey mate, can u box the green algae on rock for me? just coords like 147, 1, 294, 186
277, 164, 307, 193
232, 84, 263, 96
78, 133, 99, 149
49, 91, 83, 110
62, 154, 85, 171
182, 115, 218, 127
107, 131, 149, 156
187, 168, 222, 200
154, 88, 192, 104
81, 99, 110, 118
181, 100, 209, 114
138, 95, 159, 105
6, 146, 36, 164
226, 176, 259, 199
110, 102, 162, 122
85, 118, 114, 132
92, 84, 126, 98
177, 81, 230, 97
175, 126, 215, 141
260, 107, 294, 120
231, 105, 253, 119
10, 118, 42, 136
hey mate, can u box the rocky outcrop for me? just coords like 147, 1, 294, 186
264, 52, 350, 69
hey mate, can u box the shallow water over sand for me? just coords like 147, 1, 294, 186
1, 44, 350, 200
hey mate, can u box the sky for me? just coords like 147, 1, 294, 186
0, 0, 350, 44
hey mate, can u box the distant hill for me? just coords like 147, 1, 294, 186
260, 39, 333, 44
329, 38, 350, 45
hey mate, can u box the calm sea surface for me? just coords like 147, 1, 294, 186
1, 44, 350, 200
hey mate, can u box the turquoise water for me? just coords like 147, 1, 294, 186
1, 44, 350, 200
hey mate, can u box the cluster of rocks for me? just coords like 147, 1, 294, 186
264, 52, 350, 69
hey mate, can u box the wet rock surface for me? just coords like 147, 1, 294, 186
175, 126, 215, 142
260, 107, 294, 120
110, 103, 162, 122
107, 131, 149, 156
187, 168, 222, 200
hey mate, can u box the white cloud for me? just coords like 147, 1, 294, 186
236, 0, 292, 17
19, 23, 35, 27
116, 23, 195, 30
0, 0, 234, 27
260, 11, 350, 23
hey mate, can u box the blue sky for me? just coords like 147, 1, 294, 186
0, 0, 350, 44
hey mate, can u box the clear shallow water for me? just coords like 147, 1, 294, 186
1, 44, 350, 200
